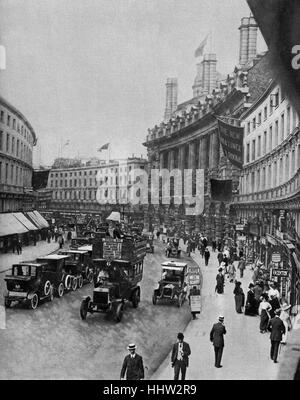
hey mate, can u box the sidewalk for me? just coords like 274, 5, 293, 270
0, 240, 59, 273
151, 243, 282, 380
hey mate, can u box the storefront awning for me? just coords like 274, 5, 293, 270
25, 211, 44, 229
0, 213, 29, 237
12, 212, 38, 231
33, 210, 49, 228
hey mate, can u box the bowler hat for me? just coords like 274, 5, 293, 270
127, 343, 136, 350
219, 316, 224, 322
275, 309, 281, 315
177, 332, 184, 340
218, 268, 223, 272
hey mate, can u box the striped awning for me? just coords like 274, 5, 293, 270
12, 212, 38, 231
0, 213, 29, 237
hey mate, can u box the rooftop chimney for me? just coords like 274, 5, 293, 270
239, 16, 258, 66
202, 53, 217, 95
164, 78, 178, 122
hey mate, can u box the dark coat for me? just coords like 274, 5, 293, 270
120, 353, 144, 380
268, 316, 286, 341
171, 341, 191, 367
210, 322, 226, 347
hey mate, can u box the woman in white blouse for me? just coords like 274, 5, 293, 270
258, 294, 272, 333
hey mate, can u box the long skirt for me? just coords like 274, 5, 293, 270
216, 283, 224, 294
235, 294, 244, 313
259, 310, 269, 332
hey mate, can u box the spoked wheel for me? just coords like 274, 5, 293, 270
71, 276, 78, 291
4, 298, 11, 308
80, 298, 90, 320
29, 293, 39, 310
57, 282, 64, 298
152, 293, 157, 305
78, 275, 84, 289
44, 280, 51, 297
132, 289, 140, 308
87, 271, 93, 284
115, 303, 124, 323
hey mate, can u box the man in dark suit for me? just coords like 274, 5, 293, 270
171, 332, 191, 380
210, 316, 227, 368
268, 309, 286, 363
120, 343, 144, 380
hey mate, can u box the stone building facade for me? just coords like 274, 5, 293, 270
0, 96, 37, 212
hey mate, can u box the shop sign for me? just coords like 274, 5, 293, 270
272, 269, 289, 277
272, 252, 281, 263
235, 224, 245, 231
188, 266, 201, 286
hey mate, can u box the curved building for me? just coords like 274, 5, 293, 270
0, 96, 37, 211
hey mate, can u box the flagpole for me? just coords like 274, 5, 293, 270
209, 30, 213, 53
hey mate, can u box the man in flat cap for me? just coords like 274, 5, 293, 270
171, 332, 191, 380
210, 316, 227, 368
120, 343, 144, 380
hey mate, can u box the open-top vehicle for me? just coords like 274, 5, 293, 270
36, 254, 76, 296
4, 262, 55, 309
58, 249, 94, 286
152, 261, 187, 307
80, 236, 147, 322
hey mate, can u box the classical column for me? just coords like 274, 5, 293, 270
188, 142, 196, 170
178, 146, 185, 170
208, 131, 219, 171
168, 149, 175, 171
159, 152, 164, 170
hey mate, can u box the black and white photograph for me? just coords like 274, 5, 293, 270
0, 0, 300, 382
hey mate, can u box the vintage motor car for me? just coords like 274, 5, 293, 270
152, 261, 187, 307
143, 234, 154, 253
80, 258, 144, 322
4, 262, 55, 309
58, 249, 94, 286
36, 254, 76, 296
165, 237, 181, 258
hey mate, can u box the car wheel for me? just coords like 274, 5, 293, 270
71, 276, 78, 291
43, 280, 51, 297
57, 282, 64, 298
29, 293, 39, 310
115, 303, 123, 322
4, 298, 11, 308
132, 289, 140, 308
78, 275, 84, 289
87, 271, 93, 284
64, 275, 71, 290
152, 293, 157, 305
80, 299, 88, 320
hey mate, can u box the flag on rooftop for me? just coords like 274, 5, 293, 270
194, 33, 209, 58
98, 143, 110, 151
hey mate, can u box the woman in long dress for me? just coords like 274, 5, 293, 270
280, 303, 292, 344
245, 283, 257, 316
228, 263, 236, 283
215, 268, 225, 294
258, 294, 272, 333
233, 281, 245, 313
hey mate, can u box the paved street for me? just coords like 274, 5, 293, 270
152, 241, 283, 380
0, 240, 197, 380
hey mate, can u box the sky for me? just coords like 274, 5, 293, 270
0, 0, 266, 166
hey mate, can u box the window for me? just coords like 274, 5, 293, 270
13, 119, 16, 130
65, 180, 67, 187
252, 139, 256, 161
281, 113, 285, 141
5, 163, 8, 183
0, 110, 4, 122
60, 180, 63, 186
287, 106, 291, 135
17, 139, 19, 157
258, 112, 262, 125
275, 120, 279, 146
65, 173, 67, 177
89, 171, 92, 175
74, 179, 77, 186
6, 133, 9, 152
70, 179, 72, 186
12, 137, 15, 154
252, 117, 256, 129
0, 131, 2, 150
264, 106, 268, 121
11, 164, 14, 183
7, 114, 10, 127
257, 136, 261, 157
263, 131, 267, 155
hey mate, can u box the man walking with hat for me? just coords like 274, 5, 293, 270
120, 343, 144, 380
210, 316, 227, 368
268, 309, 286, 363
171, 333, 191, 380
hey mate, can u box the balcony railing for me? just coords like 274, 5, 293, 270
234, 168, 300, 203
